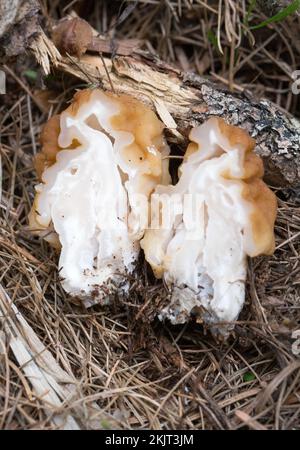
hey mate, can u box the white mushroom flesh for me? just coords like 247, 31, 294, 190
141, 117, 277, 329
29, 89, 170, 302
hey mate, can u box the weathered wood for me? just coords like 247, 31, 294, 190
0, 0, 40, 57
0, 283, 111, 429
0, 285, 79, 430
45, 50, 300, 188
257, 0, 295, 15
15, 10, 297, 188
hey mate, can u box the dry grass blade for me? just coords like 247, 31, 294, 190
0, 285, 80, 429
0, 0, 300, 430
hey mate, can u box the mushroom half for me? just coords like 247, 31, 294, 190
29, 89, 170, 304
141, 117, 277, 332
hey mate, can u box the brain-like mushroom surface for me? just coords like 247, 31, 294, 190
29, 89, 170, 303
141, 117, 277, 331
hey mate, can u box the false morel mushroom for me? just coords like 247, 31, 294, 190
29, 89, 277, 333
141, 117, 277, 332
29, 89, 170, 304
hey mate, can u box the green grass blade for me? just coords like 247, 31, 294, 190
244, 0, 257, 27
207, 29, 219, 50
23, 69, 38, 81
250, 0, 300, 30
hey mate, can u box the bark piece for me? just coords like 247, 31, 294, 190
27, 14, 300, 187
49, 52, 300, 187
0, 0, 40, 57
0, 283, 116, 429
257, 0, 299, 16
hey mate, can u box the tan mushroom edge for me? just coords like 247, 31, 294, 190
29, 88, 168, 246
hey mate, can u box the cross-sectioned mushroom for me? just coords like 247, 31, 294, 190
141, 117, 277, 333
29, 89, 170, 304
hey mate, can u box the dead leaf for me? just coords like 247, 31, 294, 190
52, 17, 93, 58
